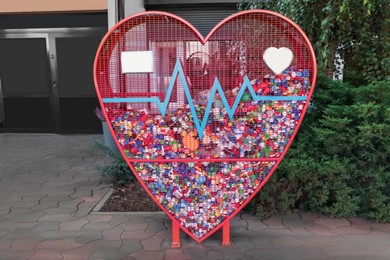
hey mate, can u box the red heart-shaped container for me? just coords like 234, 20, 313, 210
94, 10, 316, 244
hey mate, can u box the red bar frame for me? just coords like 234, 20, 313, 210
171, 219, 231, 248
94, 10, 317, 247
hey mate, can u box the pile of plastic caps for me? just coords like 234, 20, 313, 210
134, 161, 275, 238
109, 68, 310, 160
105, 67, 310, 238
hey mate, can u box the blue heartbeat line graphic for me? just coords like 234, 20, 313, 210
103, 59, 307, 139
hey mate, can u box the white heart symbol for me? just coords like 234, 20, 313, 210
263, 47, 293, 74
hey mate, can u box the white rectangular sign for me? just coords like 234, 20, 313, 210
121, 51, 154, 73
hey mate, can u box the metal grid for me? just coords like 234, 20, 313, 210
95, 11, 313, 162
94, 10, 316, 241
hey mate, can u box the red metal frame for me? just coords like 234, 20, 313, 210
94, 10, 317, 246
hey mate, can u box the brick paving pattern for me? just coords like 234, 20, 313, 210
0, 133, 389, 259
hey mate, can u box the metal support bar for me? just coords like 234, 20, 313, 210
171, 219, 231, 247
222, 221, 231, 247
171, 220, 181, 248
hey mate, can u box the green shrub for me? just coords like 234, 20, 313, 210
246, 76, 390, 222
92, 141, 135, 185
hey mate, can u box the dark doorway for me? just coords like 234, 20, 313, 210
0, 28, 106, 133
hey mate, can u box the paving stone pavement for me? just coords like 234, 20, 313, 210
1, 133, 390, 260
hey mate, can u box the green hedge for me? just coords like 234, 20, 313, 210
246, 75, 390, 222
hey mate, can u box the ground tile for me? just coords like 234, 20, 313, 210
0, 238, 12, 250
263, 216, 285, 229
118, 238, 143, 256
28, 248, 62, 260
40, 230, 81, 240
339, 235, 379, 251
73, 229, 103, 244
37, 238, 83, 250
38, 214, 75, 222
141, 235, 164, 251
88, 239, 122, 251
30, 221, 60, 236
129, 250, 165, 260
5, 228, 34, 240
7, 211, 46, 223
8, 222, 37, 231
306, 223, 334, 236
272, 235, 306, 247
287, 226, 316, 237
279, 245, 329, 260
164, 248, 188, 260
238, 254, 261, 260
314, 216, 350, 228
230, 228, 259, 240
10, 237, 45, 250
176, 236, 198, 250
230, 217, 248, 229
70, 208, 91, 218
371, 223, 390, 233
119, 222, 148, 231
199, 237, 223, 250
82, 221, 114, 231
145, 221, 168, 234
128, 216, 151, 224
58, 199, 83, 209
261, 227, 293, 238
348, 217, 375, 231
322, 245, 369, 257
183, 244, 208, 258
365, 230, 390, 245
246, 219, 268, 232
84, 214, 113, 223
121, 229, 153, 240
0, 231, 8, 238
156, 229, 171, 241
77, 195, 102, 203
89, 249, 122, 260
31, 201, 61, 211
329, 225, 372, 235
40, 195, 74, 203
43, 208, 73, 215
246, 248, 282, 259
77, 201, 99, 209
153, 213, 169, 221
208, 248, 245, 260
61, 244, 94, 260
108, 214, 131, 226
102, 226, 125, 241
7, 207, 36, 215
60, 219, 89, 231
282, 216, 311, 228
0, 249, 35, 260
0, 220, 14, 231
250, 234, 274, 250
368, 245, 390, 258
229, 240, 256, 254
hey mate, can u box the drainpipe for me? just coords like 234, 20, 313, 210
107, 0, 145, 29
123, 0, 145, 17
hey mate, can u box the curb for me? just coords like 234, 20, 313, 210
90, 188, 164, 216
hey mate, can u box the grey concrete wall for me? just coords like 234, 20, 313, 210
107, 0, 145, 29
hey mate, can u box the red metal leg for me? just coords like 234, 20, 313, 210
171, 220, 181, 248
222, 220, 232, 247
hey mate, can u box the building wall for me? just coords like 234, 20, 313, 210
0, 0, 107, 14
0, 0, 238, 133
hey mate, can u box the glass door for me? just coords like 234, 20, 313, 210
51, 29, 106, 133
0, 36, 54, 131
0, 28, 106, 133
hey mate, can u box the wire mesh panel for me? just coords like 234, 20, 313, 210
94, 10, 316, 242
